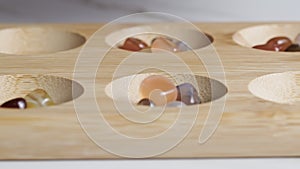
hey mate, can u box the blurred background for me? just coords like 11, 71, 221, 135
0, 0, 300, 22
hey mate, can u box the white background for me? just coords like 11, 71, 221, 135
1, 159, 300, 169
0, 0, 300, 22
0, 0, 300, 168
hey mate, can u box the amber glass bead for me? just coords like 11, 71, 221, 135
25, 89, 55, 108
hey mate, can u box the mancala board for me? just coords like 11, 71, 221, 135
0, 23, 300, 159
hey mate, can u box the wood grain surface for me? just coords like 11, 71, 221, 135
0, 23, 299, 159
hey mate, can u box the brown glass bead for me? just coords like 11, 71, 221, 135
137, 98, 155, 107
253, 37, 292, 52
0, 98, 27, 109
176, 83, 201, 105
119, 37, 148, 51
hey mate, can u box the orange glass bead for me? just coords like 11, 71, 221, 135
139, 75, 178, 106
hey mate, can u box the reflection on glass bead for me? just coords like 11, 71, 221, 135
176, 41, 189, 52
139, 75, 178, 106
166, 101, 186, 107
168, 37, 189, 52
0, 98, 27, 109
25, 89, 55, 108
176, 83, 201, 105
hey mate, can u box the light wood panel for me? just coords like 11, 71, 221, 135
0, 23, 299, 159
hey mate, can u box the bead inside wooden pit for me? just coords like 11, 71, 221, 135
0, 74, 84, 109
106, 25, 213, 53
233, 24, 300, 52
105, 73, 228, 108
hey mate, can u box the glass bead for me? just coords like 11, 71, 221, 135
0, 98, 27, 109
139, 75, 178, 106
25, 89, 55, 108
151, 37, 179, 53
168, 37, 189, 52
253, 37, 292, 51
119, 37, 148, 51
176, 83, 201, 105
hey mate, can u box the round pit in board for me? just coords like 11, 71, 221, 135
248, 71, 300, 104
0, 74, 84, 109
105, 73, 228, 108
105, 25, 213, 53
233, 24, 300, 52
0, 27, 86, 55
